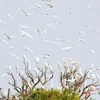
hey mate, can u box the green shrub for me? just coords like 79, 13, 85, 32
20, 88, 80, 100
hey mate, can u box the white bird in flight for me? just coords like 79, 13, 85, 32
0, 39, 9, 45
0, 20, 7, 24
40, 27, 47, 33
46, 3, 54, 8
52, 41, 62, 45
10, 53, 20, 60
4, 33, 16, 40
6, 52, 20, 60
8, 46, 14, 49
84, 25, 93, 29
23, 46, 34, 53
61, 46, 72, 51
19, 24, 30, 30
20, 30, 33, 38
6, 13, 14, 20
54, 37, 65, 42
5, 52, 13, 55
67, 41, 75, 45
41, 39, 51, 43
30, 4, 41, 9
79, 31, 86, 35
88, 50, 95, 53
76, 39, 85, 43
86, 6, 93, 9
46, 24, 55, 28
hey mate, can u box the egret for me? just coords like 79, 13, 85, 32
84, 25, 93, 29
46, 24, 55, 28
6, 13, 14, 20
52, 41, 62, 45
11, 54, 20, 60
40, 27, 47, 33
34, 56, 40, 63
0, 20, 7, 24
54, 37, 65, 42
6, 52, 20, 60
23, 54, 30, 64
0, 39, 9, 45
19, 24, 30, 29
15, 64, 19, 71
5, 52, 13, 55
5, 65, 12, 71
87, 6, 93, 9
67, 41, 75, 45
23, 46, 34, 53
19, 9, 28, 16
88, 50, 95, 53
41, 39, 51, 43
20, 30, 33, 38
79, 31, 86, 35
61, 46, 72, 51
76, 39, 85, 43
4, 33, 16, 40
39, 54, 51, 59
54, 21, 61, 24
0, 30, 6, 33
88, 86, 96, 91
0, 73, 7, 78
18, 8, 33, 16
46, 3, 54, 8
52, 15, 60, 19
8, 46, 14, 49
57, 60, 61, 67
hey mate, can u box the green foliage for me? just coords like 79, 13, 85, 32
20, 88, 80, 100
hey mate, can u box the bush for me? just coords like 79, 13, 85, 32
20, 88, 79, 100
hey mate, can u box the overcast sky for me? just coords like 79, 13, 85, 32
0, 0, 100, 99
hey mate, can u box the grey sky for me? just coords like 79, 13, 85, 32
0, 0, 100, 99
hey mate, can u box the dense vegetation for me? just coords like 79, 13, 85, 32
19, 88, 80, 100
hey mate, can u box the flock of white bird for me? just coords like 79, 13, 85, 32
0, 0, 100, 94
